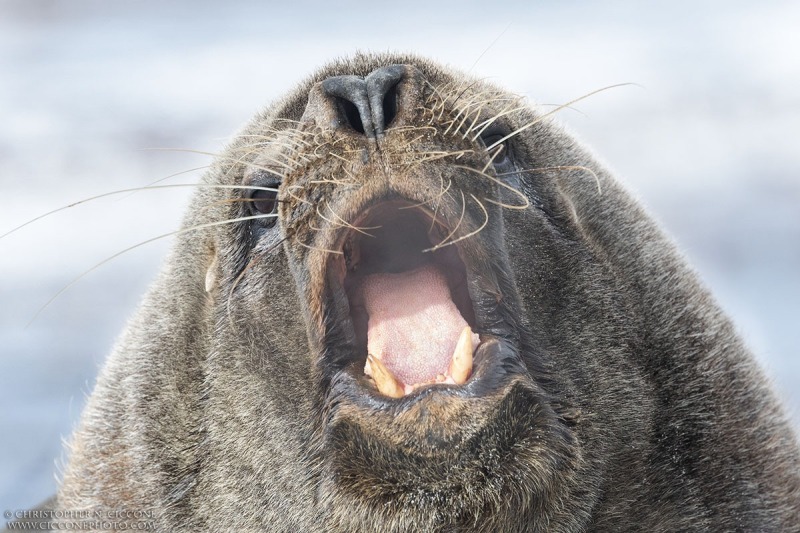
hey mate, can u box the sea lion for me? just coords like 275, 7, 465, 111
54, 53, 800, 531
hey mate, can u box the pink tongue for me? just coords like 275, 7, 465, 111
362, 264, 469, 386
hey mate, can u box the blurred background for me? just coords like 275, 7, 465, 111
1, 0, 798, 520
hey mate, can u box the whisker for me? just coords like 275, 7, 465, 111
538, 103, 589, 118
411, 149, 474, 164
273, 118, 304, 126
388, 125, 439, 135
422, 78, 447, 111
444, 79, 489, 124
286, 185, 313, 205
399, 179, 453, 212
397, 134, 425, 151
430, 175, 452, 232
147, 147, 294, 173
228, 139, 312, 165
425, 193, 489, 252
467, 22, 512, 73
464, 104, 489, 140
308, 178, 356, 186
229, 147, 305, 172
316, 204, 372, 236
455, 102, 485, 138
116, 165, 210, 202
454, 164, 530, 210
442, 97, 475, 136
482, 145, 504, 174
432, 189, 466, 249
195, 197, 289, 219
455, 95, 519, 136
486, 83, 635, 151
239, 128, 313, 145
324, 203, 380, 235
26, 213, 278, 326
429, 179, 453, 234
293, 237, 344, 255
443, 92, 497, 137
469, 104, 527, 141
1, 183, 278, 240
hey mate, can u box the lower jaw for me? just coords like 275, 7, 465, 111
317, 369, 574, 525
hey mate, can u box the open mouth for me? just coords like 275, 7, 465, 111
327, 200, 481, 398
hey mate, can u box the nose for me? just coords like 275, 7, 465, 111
319, 65, 406, 140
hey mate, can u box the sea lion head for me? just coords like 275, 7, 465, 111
198, 54, 631, 530
58, 53, 800, 532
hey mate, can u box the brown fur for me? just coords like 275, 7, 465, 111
57, 53, 800, 531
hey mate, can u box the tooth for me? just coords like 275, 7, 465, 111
367, 354, 405, 398
449, 326, 473, 385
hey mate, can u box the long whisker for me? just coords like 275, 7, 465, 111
464, 104, 489, 140
486, 83, 635, 151
26, 213, 277, 326
316, 204, 375, 237
324, 203, 380, 235
422, 79, 450, 122
482, 145, 504, 174
293, 238, 343, 255
227, 141, 310, 167
116, 165, 210, 202
411, 149, 474, 164
309, 178, 356, 186
286, 184, 313, 205
467, 22, 512, 72
238, 129, 313, 146
399, 179, 452, 212
325, 152, 358, 181
444, 92, 503, 137
433, 190, 466, 249
538, 102, 589, 118
146, 147, 294, 173
469, 104, 527, 141
397, 134, 425, 151
428, 179, 452, 233
454, 165, 530, 210
425, 193, 489, 252
388, 125, 439, 135
446, 79, 490, 121
454, 102, 485, 137
273, 118, 304, 125
1, 184, 278, 240
195, 197, 289, 219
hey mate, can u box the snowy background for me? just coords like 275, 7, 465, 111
2, 0, 798, 519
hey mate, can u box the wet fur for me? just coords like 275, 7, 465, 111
57, 53, 800, 531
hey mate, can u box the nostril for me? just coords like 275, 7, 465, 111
337, 97, 365, 134
319, 66, 407, 140
382, 82, 399, 129
366, 65, 405, 138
